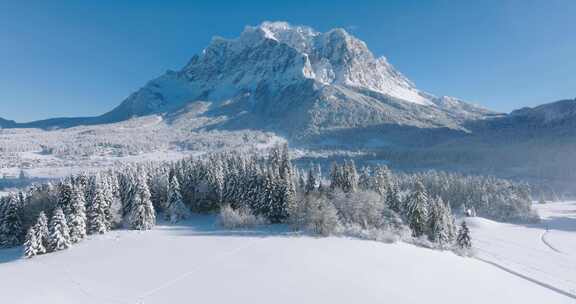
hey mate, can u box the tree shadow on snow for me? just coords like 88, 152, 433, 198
0, 247, 23, 264
154, 214, 299, 239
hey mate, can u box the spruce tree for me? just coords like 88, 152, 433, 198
305, 167, 317, 194
127, 175, 156, 230
68, 186, 87, 243
87, 186, 110, 234
165, 174, 190, 223
358, 167, 372, 191
297, 169, 306, 192
0, 195, 23, 248
386, 182, 402, 213
33, 212, 49, 254
342, 160, 359, 193
57, 182, 74, 217
427, 197, 453, 246
406, 182, 429, 237
23, 226, 44, 258
102, 174, 117, 230
372, 165, 391, 196
329, 162, 343, 191
456, 221, 472, 250
49, 207, 71, 251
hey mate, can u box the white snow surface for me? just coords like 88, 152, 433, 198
0, 212, 573, 303
468, 201, 576, 298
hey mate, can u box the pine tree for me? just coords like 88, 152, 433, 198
49, 207, 71, 251
33, 212, 49, 254
68, 186, 87, 243
0, 195, 23, 248
342, 160, 359, 193
329, 162, 343, 191
386, 182, 402, 213
165, 174, 190, 223
118, 168, 137, 217
406, 182, 429, 237
358, 167, 372, 191
57, 182, 74, 217
127, 175, 156, 230
305, 167, 317, 194
427, 197, 454, 246
23, 226, 44, 258
102, 173, 118, 230
372, 165, 391, 196
456, 221, 472, 250
87, 185, 110, 234
297, 169, 306, 192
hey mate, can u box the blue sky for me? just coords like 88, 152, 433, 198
1, 0, 575, 122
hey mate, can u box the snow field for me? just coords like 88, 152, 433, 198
469, 201, 576, 299
0, 214, 572, 304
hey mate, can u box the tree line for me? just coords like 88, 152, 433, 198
0, 145, 535, 257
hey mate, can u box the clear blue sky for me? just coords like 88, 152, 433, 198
1, 0, 575, 122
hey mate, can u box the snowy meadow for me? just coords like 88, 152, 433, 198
0, 144, 574, 303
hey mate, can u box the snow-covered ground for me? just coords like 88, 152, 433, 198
468, 201, 576, 299
0, 213, 573, 304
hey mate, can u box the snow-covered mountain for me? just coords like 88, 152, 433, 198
467, 98, 576, 137
103, 22, 492, 138
508, 98, 576, 125
1, 22, 492, 139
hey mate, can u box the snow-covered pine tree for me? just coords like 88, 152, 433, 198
358, 167, 372, 191
73, 172, 90, 202
445, 203, 457, 242
68, 186, 87, 243
426, 197, 454, 246
406, 181, 429, 238
0, 195, 23, 248
305, 167, 317, 194
23, 226, 43, 258
87, 184, 110, 234
118, 167, 137, 217
148, 166, 169, 212
49, 207, 71, 251
165, 173, 190, 223
254, 168, 277, 221
270, 175, 292, 223
102, 172, 120, 229
456, 221, 472, 250
329, 162, 343, 191
33, 212, 49, 254
342, 160, 359, 193
385, 182, 402, 213
372, 165, 391, 197
297, 169, 306, 192
127, 174, 156, 230
57, 182, 74, 217
277, 143, 292, 180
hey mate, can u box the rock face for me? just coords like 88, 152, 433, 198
96, 21, 492, 140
